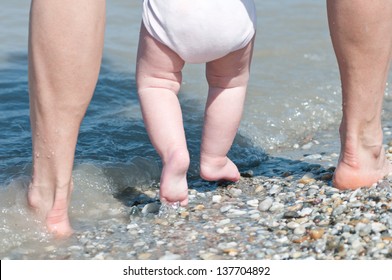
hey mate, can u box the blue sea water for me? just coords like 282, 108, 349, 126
1, 0, 391, 258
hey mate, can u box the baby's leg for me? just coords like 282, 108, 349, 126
200, 38, 255, 182
136, 24, 189, 206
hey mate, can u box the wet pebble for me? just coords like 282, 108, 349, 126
7, 169, 392, 261
259, 197, 274, 211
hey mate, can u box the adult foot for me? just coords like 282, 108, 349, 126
28, 181, 74, 238
333, 143, 392, 190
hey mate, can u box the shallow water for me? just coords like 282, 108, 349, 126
1, 0, 391, 258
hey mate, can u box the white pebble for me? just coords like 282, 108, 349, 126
228, 209, 247, 216
159, 253, 182, 260
301, 142, 313, 150
229, 188, 242, 197
259, 197, 274, 211
220, 205, 232, 213
269, 202, 284, 212
299, 207, 313, 217
294, 226, 306, 235
212, 195, 222, 203
217, 219, 231, 227
269, 185, 281, 195
371, 222, 387, 233
287, 221, 300, 229
246, 199, 259, 208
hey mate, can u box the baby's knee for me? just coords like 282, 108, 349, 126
206, 67, 249, 89
137, 71, 182, 95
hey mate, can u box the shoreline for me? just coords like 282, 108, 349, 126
3, 147, 391, 260
3, 165, 392, 260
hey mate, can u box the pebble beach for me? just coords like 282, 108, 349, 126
4, 142, 391, 261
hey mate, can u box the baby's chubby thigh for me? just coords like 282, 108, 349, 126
136, 24, 185, 93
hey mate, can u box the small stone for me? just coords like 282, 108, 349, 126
320, 173, 333, 181
241, 170, 254, 177
304, 154, 322, 160
292, 236, 310, 243
298, 173, 316, 184
287, 221, 300, 229
229, 188, 242, 197
287, 203, 303, 212
294, 226, 306, 235
299, 207, 313, 217
134, 241, 146, 247
155, 219, 169, 226
194, 204, 205, 211
301, 142, 313, 150
259, 197, 274, 211
268, 184, 281, 195
260, 219, 279, 228
351, 239, 363, 251
44, 246, 56, 252
356, 223, 372, 236
246, 199, 259, 208
199, 253, 222, 260
68, 246, 83, 252
228, 209, 247, 216
371, 222, 387, 233
220, 205, 232, 213
129, 206, 141, 217
159, 253, 182, 260
218, 242, 238, 251
310, 228, 325, 240
212, 195, 222, 203
291, 252, 302, 259
180, 211, 189, 219
250, 213, 261, 220
93, 253, 105, 260
332, 205, 346, 216
283, 211, 300, 219
217, 219, 231, 227
254, 185, 264, 193
381, 236, 392, 242
269, 202, 284, 212
223, 248, 239, 256
137, 253, 152, 260
142, 203, 160, 215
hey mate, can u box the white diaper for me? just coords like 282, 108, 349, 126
142, 0, 257, 63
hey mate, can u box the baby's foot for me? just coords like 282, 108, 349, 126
200, 155, 240, 182
28, 181, 74, 238
159, 149, 190, 206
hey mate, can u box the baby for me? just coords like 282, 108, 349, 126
136, 0, 256, 206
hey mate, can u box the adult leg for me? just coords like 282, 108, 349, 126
28, 0, 105, 236
327, 0, 392, 189
136, 24, 189, 206
200, 38, 254, 182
